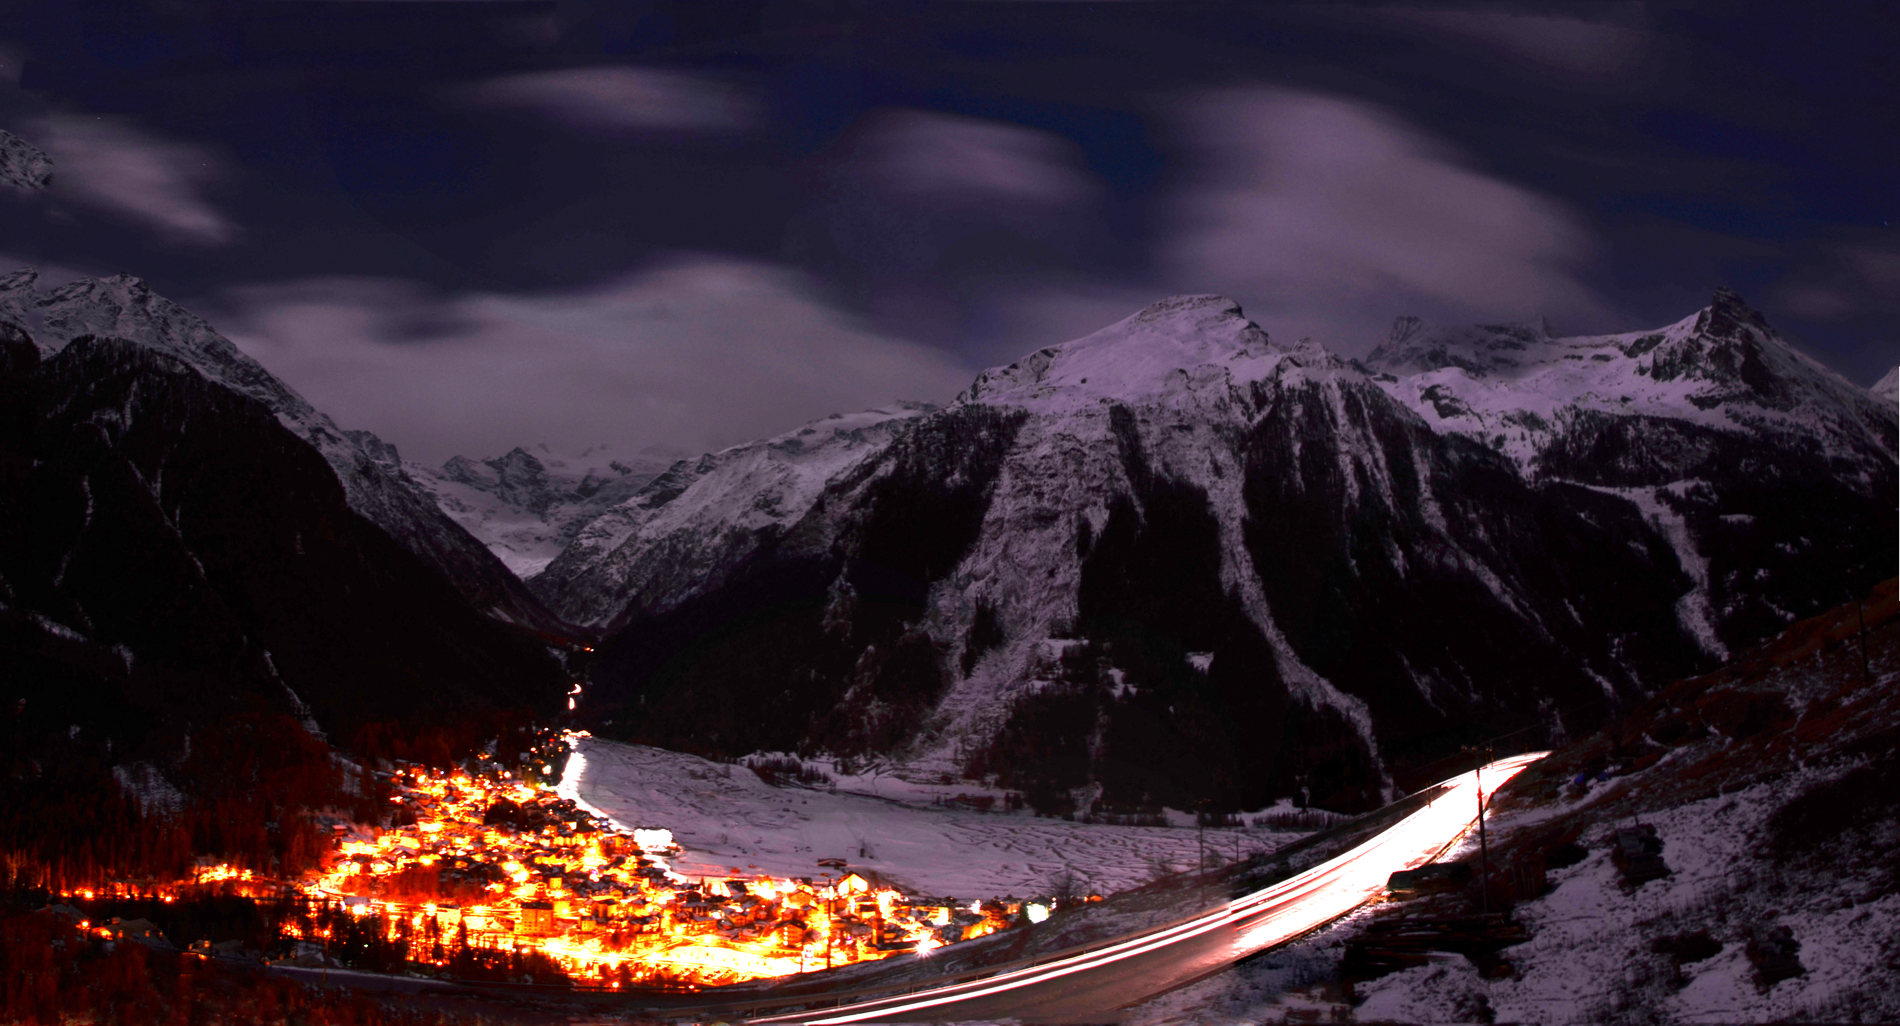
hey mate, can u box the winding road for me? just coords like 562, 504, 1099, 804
743, 753, 1545, 1024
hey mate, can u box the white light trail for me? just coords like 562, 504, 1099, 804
755, 754, 1544, 1024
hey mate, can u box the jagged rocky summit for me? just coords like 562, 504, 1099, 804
0, 128, 53, 191
1874, 365, 1899, 408
537, 291, 1895, 817
406, 443, 681, 579
0, 267, 572, 638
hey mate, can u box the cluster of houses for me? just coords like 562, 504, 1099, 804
307, 764, 1030, 984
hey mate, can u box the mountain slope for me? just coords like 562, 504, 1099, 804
0, 268, 572, 637
543, 292, 1895, 817
0, 327, 569, 762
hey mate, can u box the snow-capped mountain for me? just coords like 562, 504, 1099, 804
553, 292, 1895, 817
0, 268, 572, 637
1362, 289, 1892, 483
1875, 365, 1899, 408
405, 443, 680, 579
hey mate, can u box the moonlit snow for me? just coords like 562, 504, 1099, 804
560, 737, 1302, 901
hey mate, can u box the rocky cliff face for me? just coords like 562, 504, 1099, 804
551, 292, 1895, 816
0, 268, 573, 638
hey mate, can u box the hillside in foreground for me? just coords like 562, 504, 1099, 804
1125, 578, 1900, 1025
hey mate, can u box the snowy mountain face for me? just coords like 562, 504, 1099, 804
1361, 289, 1896, 654
0, 268, 572, 638
1875, 365, 1899, 409
560, 292, 1895, 818
405, 444, 678, 579
530, 402, 943, 630
0, 129, 52, 191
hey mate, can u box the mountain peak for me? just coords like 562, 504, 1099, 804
1129, 293, 1246, 326
0, 129, 53, 191
1702, 286, 1775, 340
1874, 365, 1899, 407
961, 294, 1281, 408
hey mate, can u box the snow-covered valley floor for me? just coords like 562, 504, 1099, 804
560, 738, 1303, 903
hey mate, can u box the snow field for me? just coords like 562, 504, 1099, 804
562, 738, 1304, 902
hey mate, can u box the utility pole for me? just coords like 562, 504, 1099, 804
1462, 744, 1493, 915
1194, 799, 1209, 907
1854, 587, 1871, 683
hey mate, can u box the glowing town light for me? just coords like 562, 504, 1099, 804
632, 828, 675, 853
1025, 903, 1050, 924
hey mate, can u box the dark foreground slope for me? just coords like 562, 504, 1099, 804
0, 325, 567, 889
1206, 579, 1900, 1025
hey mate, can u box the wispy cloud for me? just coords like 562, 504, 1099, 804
1369, 5, 1654, 83
838, 108, 1102, 216
1158, 87, 1610, 349
450, 66, 759, 136
207, 256, 974, 465
30, 114, 239, 245
1772, 241, 1900, 322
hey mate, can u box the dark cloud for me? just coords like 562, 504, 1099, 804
207, 256, 973, 465
1157, 87, 1610, 351
1370, 5, 1654, 84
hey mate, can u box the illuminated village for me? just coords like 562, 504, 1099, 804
277, 739, 1046, 988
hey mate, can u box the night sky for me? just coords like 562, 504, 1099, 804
0, 1, 1894, 465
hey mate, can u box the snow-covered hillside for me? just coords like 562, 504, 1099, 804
1875, 365, 1899, 409
0, 268, 570, 635
406, 443, 680, 579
